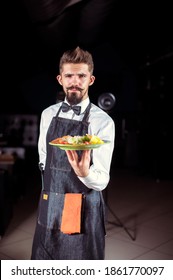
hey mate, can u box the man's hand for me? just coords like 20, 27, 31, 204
65, 150, 91, 177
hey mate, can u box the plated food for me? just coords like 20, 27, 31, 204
49, 134, 110, 150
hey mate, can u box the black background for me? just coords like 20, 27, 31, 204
1, 0, 173, 178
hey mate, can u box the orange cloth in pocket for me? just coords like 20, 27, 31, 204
60, 193, 82, 234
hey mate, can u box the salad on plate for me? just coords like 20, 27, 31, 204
49, 134, 109, 150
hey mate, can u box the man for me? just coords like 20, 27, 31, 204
31, 46, 115, 259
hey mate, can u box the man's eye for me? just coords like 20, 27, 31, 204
79, 74, 86, 78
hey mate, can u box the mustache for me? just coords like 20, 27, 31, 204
66, 86, 83, 92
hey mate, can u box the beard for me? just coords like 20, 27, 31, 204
66, 87, 85, 105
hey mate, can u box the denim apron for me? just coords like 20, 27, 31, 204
31, 103, 106, 259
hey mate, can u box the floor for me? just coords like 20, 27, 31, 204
0, 167, 173, 260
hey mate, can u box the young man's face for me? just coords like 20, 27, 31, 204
56, 63, 95, 105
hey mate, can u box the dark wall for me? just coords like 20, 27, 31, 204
1, 0, 173, 178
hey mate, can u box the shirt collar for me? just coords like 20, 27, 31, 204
64, 97, 90, 114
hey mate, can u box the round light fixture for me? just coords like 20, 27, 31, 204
98, 92, 116, 111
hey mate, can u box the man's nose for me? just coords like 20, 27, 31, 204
71, 75, 80, 84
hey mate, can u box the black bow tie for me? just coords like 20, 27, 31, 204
61, 102, 81, 115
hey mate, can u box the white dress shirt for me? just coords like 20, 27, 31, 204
38, 97, 115, 191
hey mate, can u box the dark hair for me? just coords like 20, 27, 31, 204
59, 46, 94, 74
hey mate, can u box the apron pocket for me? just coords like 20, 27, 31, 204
84, 192, 106, 236
38, 191, 64, 230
